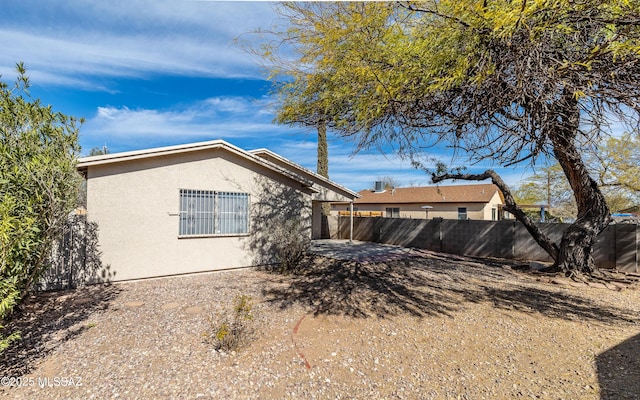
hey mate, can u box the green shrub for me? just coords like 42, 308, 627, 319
203, 295, 256, 352
271, 218, 310, 273
0, 278, 21, 352
0, 63, 82, 352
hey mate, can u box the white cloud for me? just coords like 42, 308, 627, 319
1, 1, 276, 87
86, 106, 268, 138
2, 30, 258, 84
81, 95, 288, 150
204, 97, 253, 114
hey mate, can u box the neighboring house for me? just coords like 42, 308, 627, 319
331, 183, 506, 221
77, 140, 358, 282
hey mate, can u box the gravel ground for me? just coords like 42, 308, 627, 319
1, 249, 640, 399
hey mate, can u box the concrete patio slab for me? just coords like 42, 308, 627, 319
310, 239, 414, 263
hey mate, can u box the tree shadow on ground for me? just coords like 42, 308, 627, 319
0, 284, 121, 377
597, 333, 640, 400
476, 285, 637, 324
262, 256, 463, 318
261, 252, 638, 326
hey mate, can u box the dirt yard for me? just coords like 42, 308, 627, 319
1, 248, 639, 399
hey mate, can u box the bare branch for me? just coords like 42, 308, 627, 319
432, 169, 559, 261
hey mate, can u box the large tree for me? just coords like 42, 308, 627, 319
590, 132, 640, 205
512, 163, 577, 220
260, 1, 640, 276
251, 38, 333, 214
0, 64, 82, 351
514, 134, 640, 217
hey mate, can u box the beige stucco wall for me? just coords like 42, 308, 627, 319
85, 148, 313, 282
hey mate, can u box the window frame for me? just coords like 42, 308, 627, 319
385, 207, 400, 218
178, 189, 250, 238
457, 207, 468, 220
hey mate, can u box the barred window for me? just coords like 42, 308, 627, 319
179, 189, 249, 236
217, 192, 249, 234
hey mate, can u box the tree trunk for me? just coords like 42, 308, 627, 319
317, 120, 329, 179
317, 120, 331, 217
433, 95, 611, 277
548, 98, 611, 275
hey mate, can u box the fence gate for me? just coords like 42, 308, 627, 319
37, 215, 88, 291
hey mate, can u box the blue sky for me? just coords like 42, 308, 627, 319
1, 0, 531, 191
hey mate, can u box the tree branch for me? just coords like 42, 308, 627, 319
398, 1, 471, 28
432, 169, 560, 262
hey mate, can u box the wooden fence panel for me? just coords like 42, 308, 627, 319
334, 216, 638, 271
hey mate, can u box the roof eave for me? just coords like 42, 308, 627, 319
250, 148, 360, 199
76, 140, 316, 189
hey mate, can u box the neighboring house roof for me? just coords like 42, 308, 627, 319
77, 139, 359, 200
347, 183, 503, 205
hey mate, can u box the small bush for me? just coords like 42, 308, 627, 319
203, 295, 255, 352
271, 218, 310, 273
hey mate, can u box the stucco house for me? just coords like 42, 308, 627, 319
331, 183, 506, 221
77, 140, 358, 282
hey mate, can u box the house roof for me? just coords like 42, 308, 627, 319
77, 140, 358, 199
349, 183, 503, 205
250, 148, 360, 199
